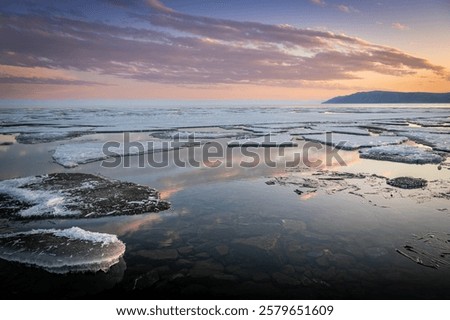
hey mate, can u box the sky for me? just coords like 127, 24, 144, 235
0, 0, 449, 101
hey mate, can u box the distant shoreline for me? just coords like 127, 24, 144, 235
324, 91, 450, 104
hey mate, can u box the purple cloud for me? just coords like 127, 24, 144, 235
0, 0, 446, 87
0, 76, 106, 85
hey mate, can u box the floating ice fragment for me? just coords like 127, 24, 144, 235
359, 145, 443, 164
0, 173, 170, 219
52, 140, 183, 168
228, 134, 297, 147
0, 227, 125, 273
301, 133, 407, 150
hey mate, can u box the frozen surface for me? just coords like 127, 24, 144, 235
301, 133, 408, 150
0, 175, 79, 217
398, 131, 450, 152
0, 173, 170, 219
288, 125, 370, 136
311, 125, 371, 136
150, 130, 253, 140
228, 134, 297, 147
53, 139, 184, 168
0, 227, 125, 273
359, 145, 443, 164
408, 119, 450, 127
1, 106, 449, 143
16, 131, 84, 144
53, 142, 118, 168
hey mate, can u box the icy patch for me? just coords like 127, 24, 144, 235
0, 173, 170, 219
35, 227, 119, 246
53, 142, 110, 168
302, 133, 407, 150
408, 119, 450, 127
241, 124, 298, 134
359, 145, 443, 164
398, 132, 450, 153
0, 176, 79, 217
150, 130, 252, 140
289, 125, 370, 136
228, 134, 297, 147
53, 140, 180, 168
0, 227, 125, 273
16, 131, 83, 144
267, 170, 450, 207
312, 125, 371, 136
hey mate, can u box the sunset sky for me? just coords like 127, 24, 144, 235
0, 0, 449, 101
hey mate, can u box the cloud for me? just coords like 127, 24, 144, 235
147, 0, 174, 13
310, 0, 326, 7
0, 77, 104, 85
337, 4, 358, 13
392, 22, 409, 30
338, 5, 350, 12
0, 64, 105, 85
0, 1, 446, 88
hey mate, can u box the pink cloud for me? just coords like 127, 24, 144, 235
310, 0, 326, 7
392, 22, 409, 30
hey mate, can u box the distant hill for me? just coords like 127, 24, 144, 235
323, 91, 450, 104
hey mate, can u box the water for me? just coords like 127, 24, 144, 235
0, 104, 449, 299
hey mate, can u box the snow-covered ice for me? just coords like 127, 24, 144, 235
0, 175, 80, 217
53, 139, 182, 168
0, 173, 170, 219
359, 145, 443, 164
301, 133, 408, 150
0, 227, 125, 273
398, 131, 450, 152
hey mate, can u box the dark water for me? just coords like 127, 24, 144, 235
0, 136, 450, 299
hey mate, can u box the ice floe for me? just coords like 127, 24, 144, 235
398, 131, 450, 153
288, 125, 370, 136
228, 134, 297, 147
150, 130, 252, 140
0, 175, 79, 218
0, 227, 125, 273
301, 133, 407, 150
359, 145, 443, 164
16, 131, 85, 144
311, 125, 371, 136
53, 142, 116, 168
52, 139, 187, 168
0, 173, 170, 219
266, 170, 450, 207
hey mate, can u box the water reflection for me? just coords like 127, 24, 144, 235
0, 134, 16, 145
0, 258, 126, 299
